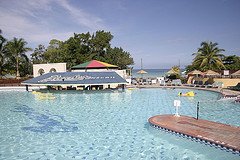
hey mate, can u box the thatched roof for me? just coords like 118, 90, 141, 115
166, 69, 178, 75
187, 70, 204, 75
204, 70, 220, 76
137, 70, 147, 74
231, 70, 240, 76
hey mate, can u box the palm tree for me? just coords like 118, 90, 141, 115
0, 35, 7, 76
6, 38, 32, 79
192, 41, 225, 71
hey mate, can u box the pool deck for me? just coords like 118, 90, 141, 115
128, 84, 240, 96
149, 114, 240, 152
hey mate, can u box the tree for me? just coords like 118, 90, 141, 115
89, 30, 113, 60
33, 30, 134, 70
105, 47, 134, 69
19, 56, 32, 77
44, 39, 63, 63
185, 64, 198, 74
6, 37, 32, 78
192, 41, 225, 71
31, 45, 46, 64
223, 55, 240, 70
62, 33, 92, 68
0, 35, 7, 76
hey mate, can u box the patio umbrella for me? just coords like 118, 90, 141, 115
137, 58, 148, 78
187, 70, 204, 75
187, 70, 204, 80
137, 69, 147, 79
204, 70, 220, 77
137, 70, 147, 74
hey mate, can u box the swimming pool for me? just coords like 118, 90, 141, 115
0, 88, 239, 159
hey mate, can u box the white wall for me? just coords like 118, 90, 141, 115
33, 63, 66, 77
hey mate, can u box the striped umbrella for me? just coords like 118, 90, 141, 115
71, 60, 118, 69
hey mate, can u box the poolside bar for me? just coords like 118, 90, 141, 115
21, 71, 128, 91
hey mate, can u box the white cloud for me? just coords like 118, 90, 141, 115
26, 32, 74, 44
0, 0, 106, 47
57, 0, 105, 30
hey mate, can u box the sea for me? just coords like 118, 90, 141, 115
132, 69, 170, 78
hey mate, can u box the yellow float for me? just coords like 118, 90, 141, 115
178, 91, 195, 97
32, 91, 41, 94
32, 91, 56, 100
127, 88, 139, 90
37, 95, 56, 100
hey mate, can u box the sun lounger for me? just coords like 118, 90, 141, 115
171, 79, 182, 86
195, 81, 203, 87
200, 81, 213, 88
151, 79, 157, 84
228, 83, 240, 91
147, 78, 152, 85
190, 81, 199, 87
212, 82, 223, 88
159, 80, 165, 86
131, 79, 138, 85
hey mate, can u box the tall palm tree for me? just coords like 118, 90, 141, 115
6, 38, 32, 79
0, 35, 7, 76
192, 41, 225, 71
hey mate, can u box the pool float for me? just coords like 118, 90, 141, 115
32, 91, 41, 94
178, 91, 195, 97
127, 88, 139, 90
34, 92, 55, 100
37, 95, 56, 100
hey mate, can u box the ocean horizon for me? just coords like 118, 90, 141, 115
132, 69, 170, 78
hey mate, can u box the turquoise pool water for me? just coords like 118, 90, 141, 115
0, 89, 239, 160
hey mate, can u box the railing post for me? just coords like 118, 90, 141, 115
26, 85, 29, 92
197, 101, 200, 120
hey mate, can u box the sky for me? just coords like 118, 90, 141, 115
0, 0, 240, 69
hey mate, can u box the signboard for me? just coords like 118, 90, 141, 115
174, 100, 181, 117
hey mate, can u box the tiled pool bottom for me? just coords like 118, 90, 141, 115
0, 89, 239, 160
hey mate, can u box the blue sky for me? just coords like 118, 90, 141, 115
0, 0, 239, 69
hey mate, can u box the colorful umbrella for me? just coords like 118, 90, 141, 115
71, 60, 118, 69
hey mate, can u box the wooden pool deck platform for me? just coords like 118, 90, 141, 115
149, 115, 240, 152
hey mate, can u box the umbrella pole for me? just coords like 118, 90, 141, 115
141, 58, 143, 80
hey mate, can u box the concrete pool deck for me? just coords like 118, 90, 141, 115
1, 85, 240, 97
149, 115, 240, 152
128, 84, 240, 96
